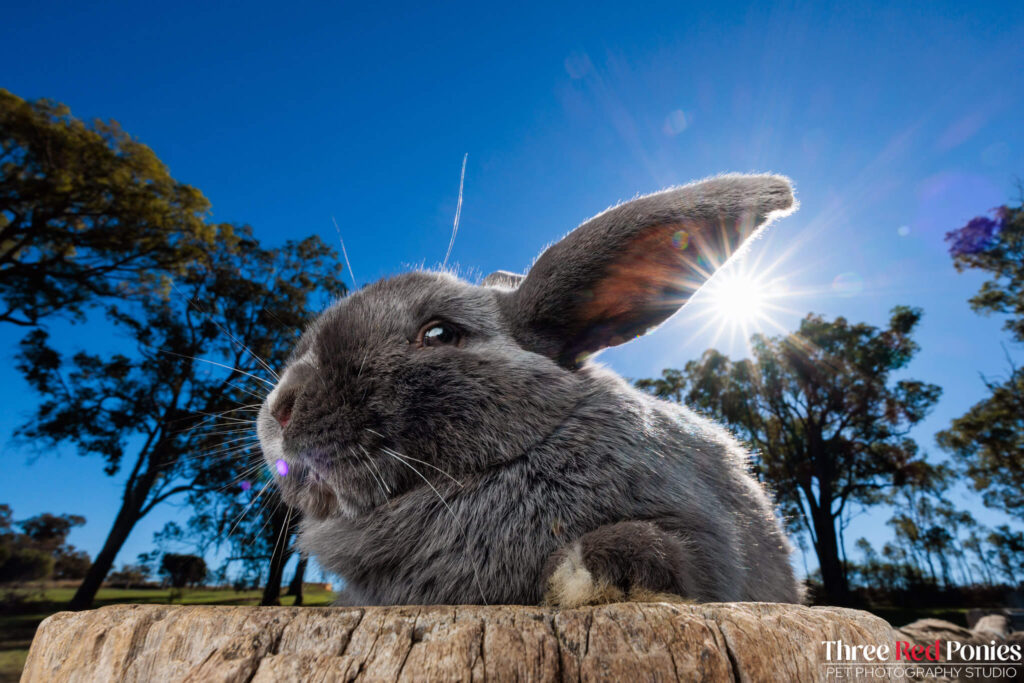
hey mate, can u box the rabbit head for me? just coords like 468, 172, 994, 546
256, 174, 795, 523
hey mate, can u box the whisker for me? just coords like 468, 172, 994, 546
364, 429, 462, 486
156, 349, 276, 387
442, 153, 468, 269
252, 494, 285, 545
217, 463, 268, 492
228, 479, 273, 538
382, 446, 463, 488
269, 506, 294, 581
182, 443, 259, 461
168, 405, 260, 433
356, 444, 391, 498
228, 381, 269, 402
332, 216, 358, 290
170, 281, 281, 382
378, 448, 488, 605
182, 422, 258, 437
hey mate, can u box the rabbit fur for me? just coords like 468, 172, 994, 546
256, 173, 803, 606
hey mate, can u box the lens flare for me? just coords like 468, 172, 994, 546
240, 480, 252, 491
831, 272, 864, 297
275, 459, 289, 476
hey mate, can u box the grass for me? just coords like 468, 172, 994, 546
0, 585, 335, 682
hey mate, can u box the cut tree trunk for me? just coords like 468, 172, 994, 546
23, 602, 905, 682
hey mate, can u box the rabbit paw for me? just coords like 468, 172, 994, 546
541, 521, 693, 608
542, 542, 626, 607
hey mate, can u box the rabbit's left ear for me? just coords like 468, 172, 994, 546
506, 174, 796, 368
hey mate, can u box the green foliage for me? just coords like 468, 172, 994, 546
0, 505, 88, 584
636, 307, 941, 603
0, 89, 222, 326
160, 553, 207, 588
52, 549, 91, 581
14, 223, 344, 608
938, 200, 1024, 522
106, 564, 149, 588
17, 513, 85, 553
0, 549, 53, 584
937, 366, 1023, 521
947, 202, 1024, 342
986, 525, 1023, 585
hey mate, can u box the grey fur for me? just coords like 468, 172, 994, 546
256, 173, 802, 605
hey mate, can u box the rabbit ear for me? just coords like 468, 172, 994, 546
508, 174, 796, 367
482, 270, 525, 288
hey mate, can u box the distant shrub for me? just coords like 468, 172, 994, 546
0, 548, 55, 583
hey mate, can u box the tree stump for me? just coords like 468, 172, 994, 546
15, 602, 934, 681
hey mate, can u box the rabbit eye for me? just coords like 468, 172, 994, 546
418, 321, 462, 347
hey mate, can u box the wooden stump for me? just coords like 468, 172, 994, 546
18, 602, 912, 682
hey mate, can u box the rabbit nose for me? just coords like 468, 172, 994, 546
269, 359, 316, 428
271, 389, 298, 428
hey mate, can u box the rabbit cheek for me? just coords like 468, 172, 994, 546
296, 479, 338, 520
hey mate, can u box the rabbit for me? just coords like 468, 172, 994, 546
255, 173, 802, 607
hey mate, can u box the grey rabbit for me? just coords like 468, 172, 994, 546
256, 173, 802, 606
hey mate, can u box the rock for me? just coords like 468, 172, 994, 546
973, 614, 1011, 639
894, 618, 1024, 683
20, 602, 908, 682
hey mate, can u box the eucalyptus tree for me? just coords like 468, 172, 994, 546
0, 89, 217, 327
938, 198, 1024, 522
16, 227, 344, 609
637, 307, 941, 604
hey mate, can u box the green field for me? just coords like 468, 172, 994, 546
0, 586, 334, 682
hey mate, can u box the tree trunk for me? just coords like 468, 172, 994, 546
68, 469, 156, 610
809, 505, 849, 605
286, 556, 307, 606
259, 507, 294, 606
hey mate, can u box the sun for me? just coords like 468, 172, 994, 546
707, 271, 770, 327
685, 263, 791, 347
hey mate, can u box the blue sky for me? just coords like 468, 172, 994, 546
2, 1, 1022, 580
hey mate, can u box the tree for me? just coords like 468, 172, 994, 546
16, 228, 344, 609
0, 90, 222, 327
287, 556, 308, 606
986, 525, 1023, 585
0, 506, 89, 583
164, 485, 302, 605
160, 553, 207, 588
106, 564, 148, 588
636, 307, 941, 604
19, 511, 91, 582
53, 549, 91, 580
938, 201, 1024, 521
19, 512, 85, 553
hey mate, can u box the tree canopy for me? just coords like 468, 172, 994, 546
16, 227, 344, 608
937, 200, 1024, 522
0, 89, 219, 326
637, 307, 941, 604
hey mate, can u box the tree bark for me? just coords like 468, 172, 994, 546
260, 507, 294, 606
809, 503, 850, 605
287, 556, 307, 606
68, 468, 157, 610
